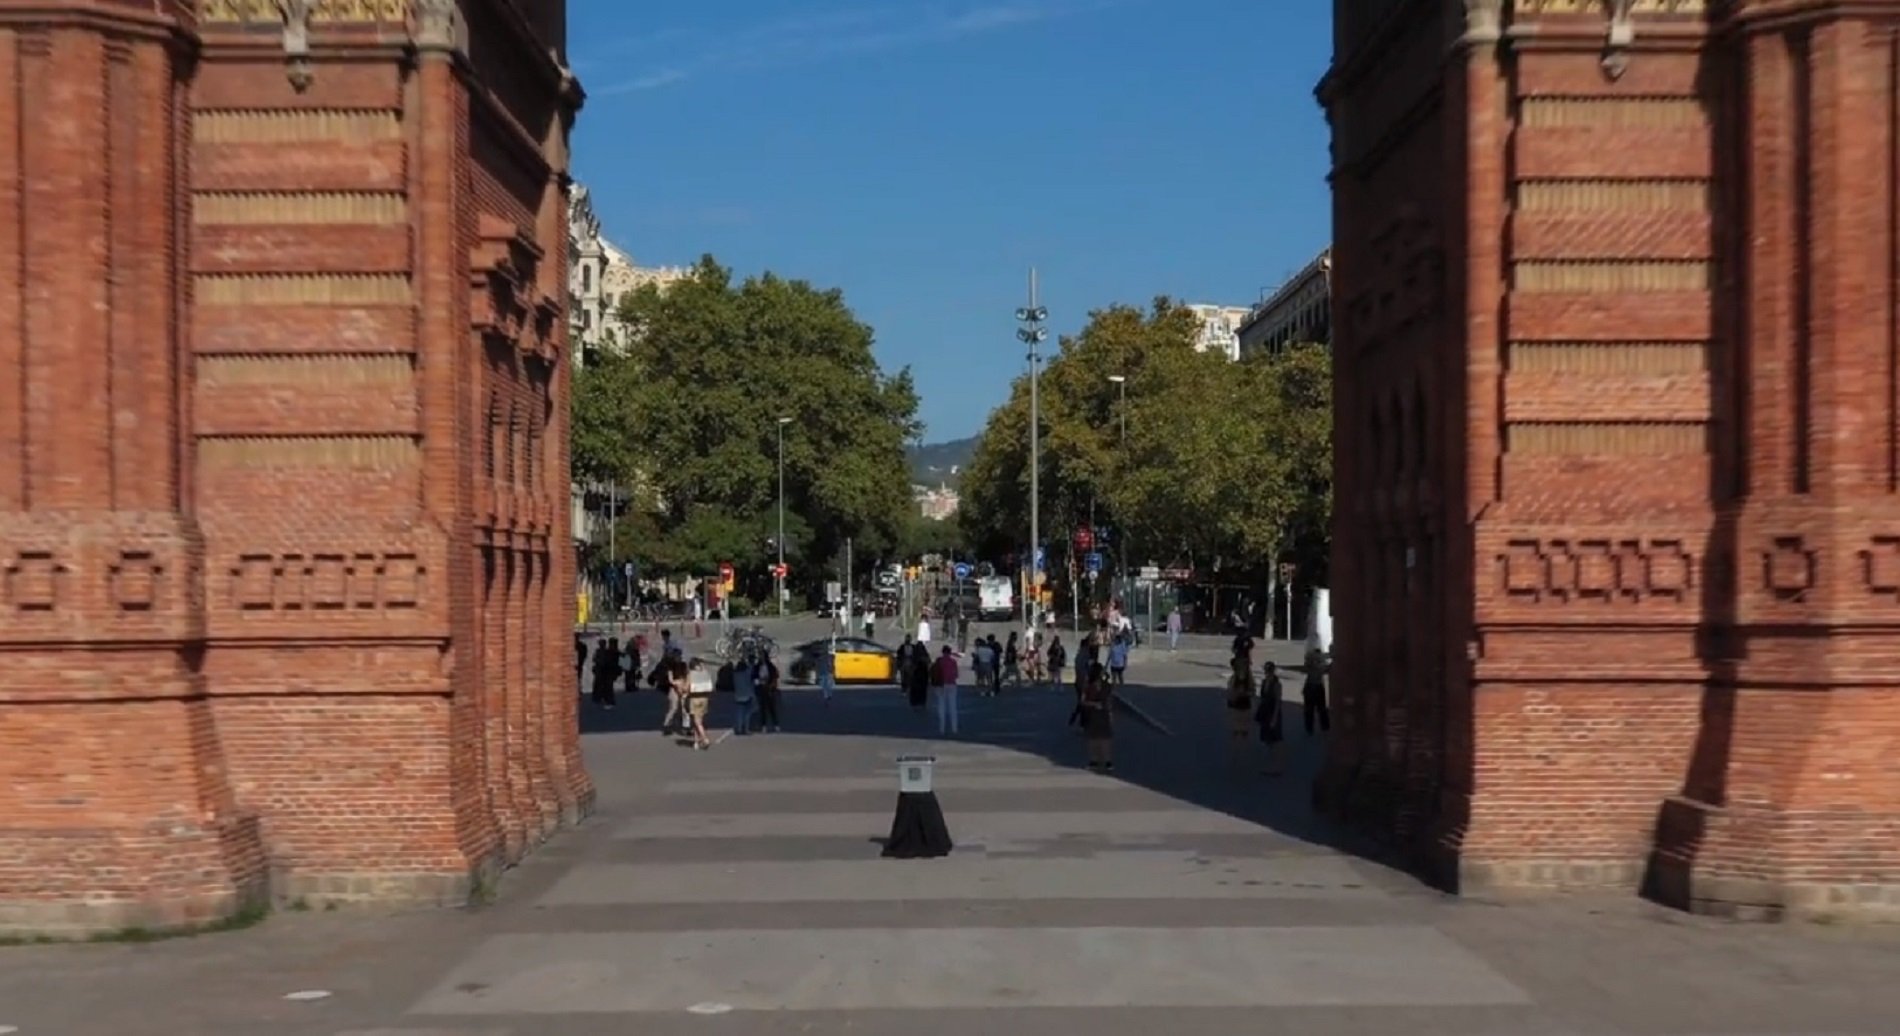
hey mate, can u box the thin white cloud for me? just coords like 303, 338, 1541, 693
592, 2, 1116, 95
600, 68, 687, 95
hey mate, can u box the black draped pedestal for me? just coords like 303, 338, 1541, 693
881, 791, 953, 858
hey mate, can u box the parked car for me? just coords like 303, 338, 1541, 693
786, 637, 896, 685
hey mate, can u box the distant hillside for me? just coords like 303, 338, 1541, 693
908, 436, 977, 486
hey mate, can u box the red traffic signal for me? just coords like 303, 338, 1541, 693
1074, 527, 1094, 550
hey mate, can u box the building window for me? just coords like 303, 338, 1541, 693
582, 264, 593, 293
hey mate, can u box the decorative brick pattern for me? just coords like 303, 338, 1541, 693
4, 551, 63, 612
0, 0, 587, 936
198, 0, 410, 24
1323, 0, 1900, 921
225, 551, 425, 611
1499, 538, 1694, 603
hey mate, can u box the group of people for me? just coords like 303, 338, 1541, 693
893, 634, 966, 734
1225, 631, 1331, 776
575, 630, 782, 751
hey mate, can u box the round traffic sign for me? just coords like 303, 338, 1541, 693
953, 562, 972, 581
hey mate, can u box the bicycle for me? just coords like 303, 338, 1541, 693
715, 625, 777, 662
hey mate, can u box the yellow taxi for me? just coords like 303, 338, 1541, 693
788, 637, 897, 685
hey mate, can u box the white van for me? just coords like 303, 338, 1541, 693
977, 576, 1014, 621
1306, 587, 1333, 655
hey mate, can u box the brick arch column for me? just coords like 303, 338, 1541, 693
0, 2, 268, 934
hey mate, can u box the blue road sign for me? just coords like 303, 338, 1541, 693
953, 562, 973, 581
1085, 551, 1104, 574
1033, 548, 1047, 571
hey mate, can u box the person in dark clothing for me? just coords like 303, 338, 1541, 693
1258, 660, 1286, 775
1046, 637, 1067, 690
756, 656, 782, 732
907, 649, 930, 710
575, 634, 588, 689
591, 637, 622, 709
1302, 647, 1331, 735
1080, 662, 1115, 771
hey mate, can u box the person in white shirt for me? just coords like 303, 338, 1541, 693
916, 615, 932, 646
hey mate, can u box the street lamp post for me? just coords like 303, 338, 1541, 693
776, 416, 792, 617
1016, 271, 1049, 632
1107, 374, 1127, 616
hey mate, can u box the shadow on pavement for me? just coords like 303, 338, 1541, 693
574, 656, 1412, 889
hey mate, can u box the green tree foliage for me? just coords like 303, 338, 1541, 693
572, 257, 919, 581
1269, 343, 1334, 582
959, 301, 1332, 579
900, 513, 967, 560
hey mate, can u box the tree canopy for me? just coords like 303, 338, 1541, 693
572, 257, 919, 584
958, 297, 1332, 583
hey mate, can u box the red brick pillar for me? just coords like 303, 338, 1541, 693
1652, 8, 1900, 921
545, 96, 595, 820
403, 5, 505, 895
0, 2, 268, 935
1426, 0, 1508, 886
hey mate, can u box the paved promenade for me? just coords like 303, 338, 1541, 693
4, 640, 1900, 1034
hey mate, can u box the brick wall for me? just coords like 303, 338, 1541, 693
0, 0, 590, 936
1323, 0, 1900, 921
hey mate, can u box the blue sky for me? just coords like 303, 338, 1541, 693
567, 0, 1332, 442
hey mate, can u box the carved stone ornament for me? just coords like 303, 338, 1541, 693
1463, 0, 1504, 43
1602, 0, 1637, 80
413, 0, 465, 53
276, 0, 315, 92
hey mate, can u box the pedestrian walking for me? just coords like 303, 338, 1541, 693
907, 646, 930, 710
757, 654, 783, 732
1302, 646, 1331, 735
930, 645, 961, 735
1080, 662, 1115, 772
590, 636, 622, 709
1166, 607, 1182, 653
659, 651, 688, 735
971, 637, 994, 696
1046, 636, 1067, 691
1107, 632, 1130, 686
575, 633, 588, 693
731, 654, 758, 736
818, 642, 837, 707
896, 634, 916, 699
685, 657, 714, 750
1003, 632, 1022, 687
916, 613, 933, 648
986, 635, 1004, 694
1258, 660, 1286, 775
862, 604, 876, 640
1226, 656, 1256, 764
